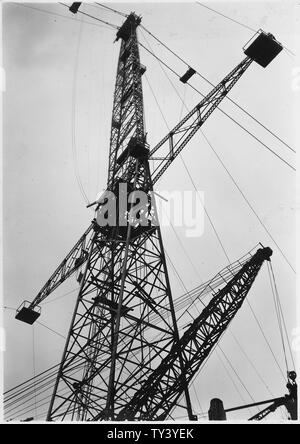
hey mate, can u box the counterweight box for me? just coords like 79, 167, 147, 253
244, 31, 283, 68
15, 301, 41, 325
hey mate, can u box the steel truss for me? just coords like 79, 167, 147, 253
116, 247, 273, 420
46, 13, 192, 421
14, 11, 284, 422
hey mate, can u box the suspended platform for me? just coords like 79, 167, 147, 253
15, 301, 41, 325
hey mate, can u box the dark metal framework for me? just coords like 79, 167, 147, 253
149, 57, 253, 185
23, 24, 279, 313
46, 13, 193, 421
108, 13, 145, 186
23, 52, 254, 313
15, 12, 285, 422
115, 247, 273, 420
220, 371, 297, 421
249, 373, 297, 420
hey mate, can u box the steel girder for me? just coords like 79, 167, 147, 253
116, 247, 272, 420
46, 13, 192, 421
16, 12, 274, 423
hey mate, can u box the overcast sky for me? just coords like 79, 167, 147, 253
2, 1, 298, 421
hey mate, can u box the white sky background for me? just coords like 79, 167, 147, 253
2, 1, 299, 421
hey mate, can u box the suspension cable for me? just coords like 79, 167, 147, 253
54, 4, 296, 171
4, 362, 61, 397
36, 321, 67, 340
190, 382, 204, 415
246, 299, 286, 382
172, 252, 275, 402
219, 348, 257, 405
11, 2, 115, 30
41, 287, 79, 305
195, 2, 295, 57
161, 205, 203, 282
6, 4, 293, 419
57, 2, 295, 165
142, 28, 290, 274
144, 73, 170, 130
48, 3, 295, 166
59, 2, 119, 29
138, 41, 295, 172
143, 45, 289, 399
267, 262, 289, 374
95, 2, 127, 18
230, 330, 275, 398
199, 130, 295, 274
142, 29, 285, 271
71, 15, 90, 205
269, 261, 296, 370
215, 349, 252, 415
4, 256, 272, 420
179, 155, 232, 263
32, 327, 37, 418
4, 358, 85, 413
141, 31, 231, 263
196, 1, 256, 33
140, 25, 295, 154
165, 250, 260, 407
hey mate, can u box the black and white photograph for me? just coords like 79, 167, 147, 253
1, 0, 299, 425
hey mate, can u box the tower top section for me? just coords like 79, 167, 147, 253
116, 12, 142, 41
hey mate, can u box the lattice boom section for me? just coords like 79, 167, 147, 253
117, 248, 271, 420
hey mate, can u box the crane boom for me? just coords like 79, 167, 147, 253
109, 32, 283, 188
15, 224, 94, 323
149, 31, 282, 184
32, 225, 93, 307
115, 247, 272, 421
15, 29, 282, 321
150, 57, 253, 185
12, 7, 285, 423
249, 372, 297, 420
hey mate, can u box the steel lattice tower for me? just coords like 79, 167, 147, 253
14, 8, 285, 422
46, 13, 193, 422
